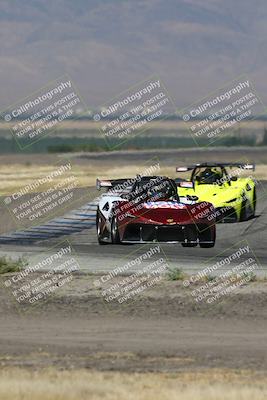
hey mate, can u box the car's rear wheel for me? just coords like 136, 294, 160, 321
111, 216, 121, 244
199, 227, 216, 248
199, 242, 215, 248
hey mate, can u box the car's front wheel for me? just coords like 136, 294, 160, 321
96, 209, 108, 245
111, 216, 121, 244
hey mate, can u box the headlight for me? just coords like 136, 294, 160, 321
226, 198, 237, 203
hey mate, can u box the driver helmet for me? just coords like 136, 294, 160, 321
148, 182, 171, 201
199, 167, 222, 184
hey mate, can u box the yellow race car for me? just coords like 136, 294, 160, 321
176, 162, 256, 222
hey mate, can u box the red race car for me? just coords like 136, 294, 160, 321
96, 175, 216, 247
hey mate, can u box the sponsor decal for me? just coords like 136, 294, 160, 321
144, 202, 186, 209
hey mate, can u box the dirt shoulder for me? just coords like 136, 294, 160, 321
0, 275, 267, 372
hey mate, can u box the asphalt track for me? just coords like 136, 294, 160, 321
0, 181, 266, 277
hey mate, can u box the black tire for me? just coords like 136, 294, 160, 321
96, 209, 109, 245
240, 199, 248, 222
199, 228, 216, 248
111, 216, 121, 244
252, 188, 257, 215
199, 242, 215, 248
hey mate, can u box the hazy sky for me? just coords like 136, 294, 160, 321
0, 0, 266, 112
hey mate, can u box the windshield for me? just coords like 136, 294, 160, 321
192, 167, 225, 184
131, 177, 179, 202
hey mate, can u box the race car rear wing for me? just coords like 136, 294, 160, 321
176, 162, 255, 172
176, 166, 195, 172
96, 175, 171, 191
174, 179, 194, 188
96, 178, 131, 191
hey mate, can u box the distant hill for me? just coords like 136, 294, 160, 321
0, 0, 266, 110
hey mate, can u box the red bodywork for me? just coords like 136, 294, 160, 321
114, 200, 216, 244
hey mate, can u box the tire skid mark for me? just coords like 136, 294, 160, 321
0, 202, 97, 244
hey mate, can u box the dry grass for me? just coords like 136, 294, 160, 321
0, 164, 92, 195
0, 162, 266, 195
0, 368, 266, 400
0, 163, 171, 195
0, 255, 27, 274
